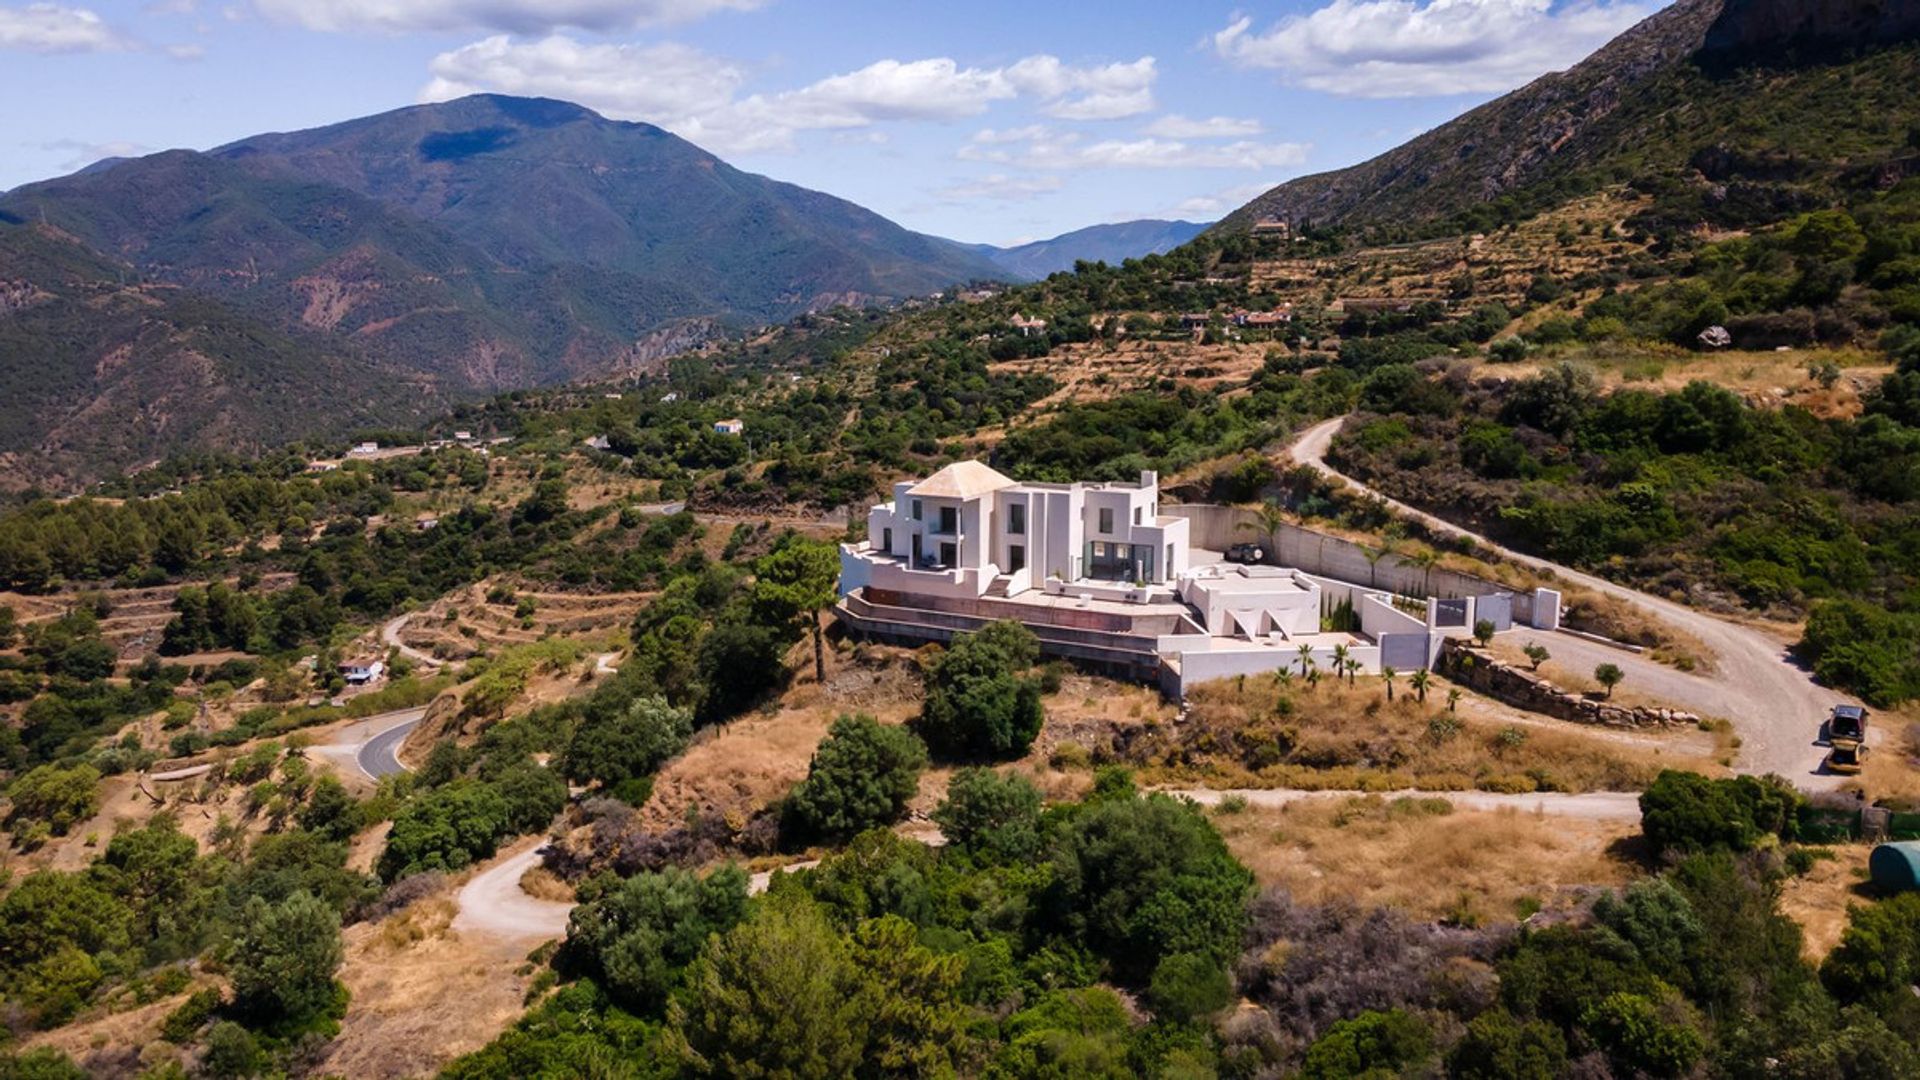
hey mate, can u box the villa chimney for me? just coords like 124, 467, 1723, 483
1139, 470, 1157, 490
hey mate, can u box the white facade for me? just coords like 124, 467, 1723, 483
841, 462, 1190, 600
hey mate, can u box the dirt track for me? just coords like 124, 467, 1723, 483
1289, 415, 1857, 790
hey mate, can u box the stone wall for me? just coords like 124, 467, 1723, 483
1436, 639, 1698, 729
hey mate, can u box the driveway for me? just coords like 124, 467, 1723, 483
1289, 416, 1857, 790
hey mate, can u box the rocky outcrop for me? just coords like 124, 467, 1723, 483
1437, 639, 1698, 729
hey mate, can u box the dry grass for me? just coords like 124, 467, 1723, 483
1777, 846, 1878, 962
1157, 676, 1668, 794
1558, 586, 1717, 672
316, 893, 544, 1080
1508, 344, 1890, 420
1210, 794, 1638, 923
1860, 713, 1920, 805
21, 987, 202, 1076
640, 644, 925, 830
518, 864, 575, 903
374, 896, 458, 951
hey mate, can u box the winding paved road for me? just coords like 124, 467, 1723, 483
311, 707, 427, 783
358, 711, 424, 780
1289, 416, 1855, 790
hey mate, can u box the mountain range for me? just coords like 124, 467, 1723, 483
0, 94, 1229, 490
7, 0, 1919, 490
975, 220, 1209, 280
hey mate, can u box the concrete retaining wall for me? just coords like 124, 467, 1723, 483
1163, 504, 1560, 629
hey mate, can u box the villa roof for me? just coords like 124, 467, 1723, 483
908, 461, 1018, 500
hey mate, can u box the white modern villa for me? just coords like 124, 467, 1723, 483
836, 461, 1561, 697
842, 461, 1188, 599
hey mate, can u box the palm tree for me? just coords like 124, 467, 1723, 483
1331, 643, 1351, 685
1360, 544, 1392, 589
1295, 642, 1316, 679
1409, 667, 1431, 704
1344, 658, 1362, 685
1382, 665, 1397, 702
1237, 497, 1288, 563
1271, 668, 1294, 690
1447, 687, 1462, 713
1404, 548, 1440, 598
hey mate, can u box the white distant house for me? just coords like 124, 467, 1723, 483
659, 392, 680, 404
348, 441, 380, 457
584, 435, 612, 451
338, 658, 385, 686
1011, 314, 1049, 338
453, 430, 474, 442
837, 460, 1559, 696
714, 419, 745, 436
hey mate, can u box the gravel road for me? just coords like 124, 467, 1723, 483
1289, 415, 1857, 790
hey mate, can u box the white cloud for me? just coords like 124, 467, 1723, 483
1167, 180, 1280, 218
41, 137, 153, 170
423, 36, 744, 127
962, 129, 1309, 171
934, 173, 1063, 203
970, 124, 1052, 145
423, 39, 1161, 156
1142, 114, 1265, 139
1004, 55, 1157, 120
0, 3, 133, 52
255, 0, 762, 34
1213, 0, 1657, 98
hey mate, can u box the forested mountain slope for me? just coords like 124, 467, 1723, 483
0, 225, 430, 491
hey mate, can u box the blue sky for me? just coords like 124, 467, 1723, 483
0, 0, 1666, 245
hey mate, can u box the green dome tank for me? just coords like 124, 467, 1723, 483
1870, 841, 1920, 892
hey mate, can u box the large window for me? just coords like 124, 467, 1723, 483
938, 506, 958, 535
1098, 507, 1114, 534
1087, 541, 1152, 582
1009, 545, 1026, 573
911, 499, 923, 521
1008, 502, 1026, 535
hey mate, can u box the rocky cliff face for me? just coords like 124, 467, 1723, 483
1701, 0, 1920, 60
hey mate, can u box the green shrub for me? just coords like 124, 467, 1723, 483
1301, 1009, 1433, 1080
915, 621, 1044, 761
786, 715, 927, 843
